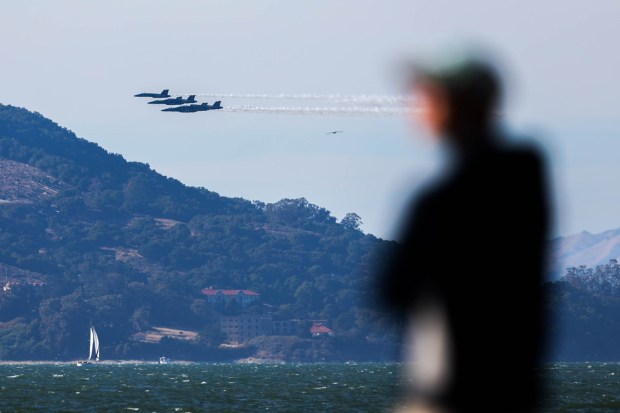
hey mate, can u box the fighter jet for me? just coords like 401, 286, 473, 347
148, 95, 197, 105
326, 130, 344, 135
162, 101, 223, 113
134, 89, 170, 98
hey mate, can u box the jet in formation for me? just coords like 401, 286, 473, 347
148, 95, 197, 105
134, 89, 222, 114
161, 101, 223, 113
134, 89, 170, 98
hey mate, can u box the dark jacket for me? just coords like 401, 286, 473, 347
382, 135, 549, 412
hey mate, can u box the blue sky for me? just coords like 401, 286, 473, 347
1, 1, 619, 239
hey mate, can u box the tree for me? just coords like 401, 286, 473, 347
340, 213, 362, 231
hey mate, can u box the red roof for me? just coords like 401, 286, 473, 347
201, 288, 260, 296
310, 324, 333, 334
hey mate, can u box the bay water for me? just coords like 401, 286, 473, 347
0, 362, 617, 412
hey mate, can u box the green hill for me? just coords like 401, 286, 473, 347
0, 104, 399, 361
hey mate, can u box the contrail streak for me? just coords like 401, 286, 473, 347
223, 105, 414, 116
180, 93, 412, 105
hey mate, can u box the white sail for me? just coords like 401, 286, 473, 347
88, 326, 94, 360
93, 326, 100, 361
77, 325, 100, 366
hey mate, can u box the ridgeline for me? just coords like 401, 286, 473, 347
0, 104, 399, 361
0, 103, 615, 362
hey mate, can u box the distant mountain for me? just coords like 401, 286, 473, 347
546, 227, 620, 361
549, 228, 620, 279
0, 104, 399, 361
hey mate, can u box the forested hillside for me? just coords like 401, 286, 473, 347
1, 103, 617, 362
0, 104, 398, 361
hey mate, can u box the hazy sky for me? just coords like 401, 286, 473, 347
1, 1, 619, 239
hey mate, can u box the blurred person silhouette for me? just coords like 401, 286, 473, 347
381, 50, 550, 413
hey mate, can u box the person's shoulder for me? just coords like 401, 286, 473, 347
496, 138, 546, 168
397, 175, 448, 225
400, 182, 440, 219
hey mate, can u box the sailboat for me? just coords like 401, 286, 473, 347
76, 325, 100, 366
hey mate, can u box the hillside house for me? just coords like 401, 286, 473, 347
220, 314, 272, 342
310, 323, 334, 337
218, 314, 305, 342
201, 288, 261, 306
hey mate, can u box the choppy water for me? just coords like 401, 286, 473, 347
0, 362, 617, 412
0, 363, 400, 412
542, 363, 620, 412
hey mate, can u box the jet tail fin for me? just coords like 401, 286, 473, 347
213, 101, 222, 108
161, 89, 169, 95
188, 95, 196, 101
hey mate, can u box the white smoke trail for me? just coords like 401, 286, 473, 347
180, 93, 412, 105
223, 105, 414, 116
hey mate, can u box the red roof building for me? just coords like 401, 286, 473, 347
201, 288, 261, 306
310, 323, 334, 337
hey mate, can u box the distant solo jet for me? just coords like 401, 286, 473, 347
162, 101, 223, 113
326, 130, 344, 135
134, 89, 170, 98
148, 95, 197, 105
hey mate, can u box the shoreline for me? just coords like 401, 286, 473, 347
0, 360, 195, 365
0, 359, 383, 365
